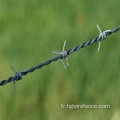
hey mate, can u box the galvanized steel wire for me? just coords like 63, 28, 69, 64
0, 25, 120, 86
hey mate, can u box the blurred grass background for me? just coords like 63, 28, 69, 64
0, 0, 120, 120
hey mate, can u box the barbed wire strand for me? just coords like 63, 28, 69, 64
0, 25, 120, 86
52, 40, 69, 69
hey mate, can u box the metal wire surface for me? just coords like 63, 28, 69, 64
0, 25, 120, 86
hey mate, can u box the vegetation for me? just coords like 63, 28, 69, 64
0, 0, 120, 119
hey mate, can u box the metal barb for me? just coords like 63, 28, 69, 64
97, 24, 105, 52
97, 24, 111, 52
52, 40, 69, 69
98, 41, 101, 53
97, 24, 107, 39
11, 66, 22, 92
11, 66, 16, 92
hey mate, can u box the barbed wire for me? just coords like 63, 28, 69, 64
0, 25, 120, 87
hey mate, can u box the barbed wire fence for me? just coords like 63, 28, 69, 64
0, 25, 120, 88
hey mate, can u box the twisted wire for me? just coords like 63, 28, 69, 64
0, 26, 120, 86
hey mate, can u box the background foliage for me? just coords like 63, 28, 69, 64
0, 0, 120, 120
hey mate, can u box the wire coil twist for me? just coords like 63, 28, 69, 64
0, 25, 120, 86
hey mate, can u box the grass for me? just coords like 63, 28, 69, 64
0, 0, 120, 120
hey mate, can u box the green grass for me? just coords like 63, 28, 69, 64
0, 0, 120, 120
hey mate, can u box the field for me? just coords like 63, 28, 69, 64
0, 0, 120, 120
